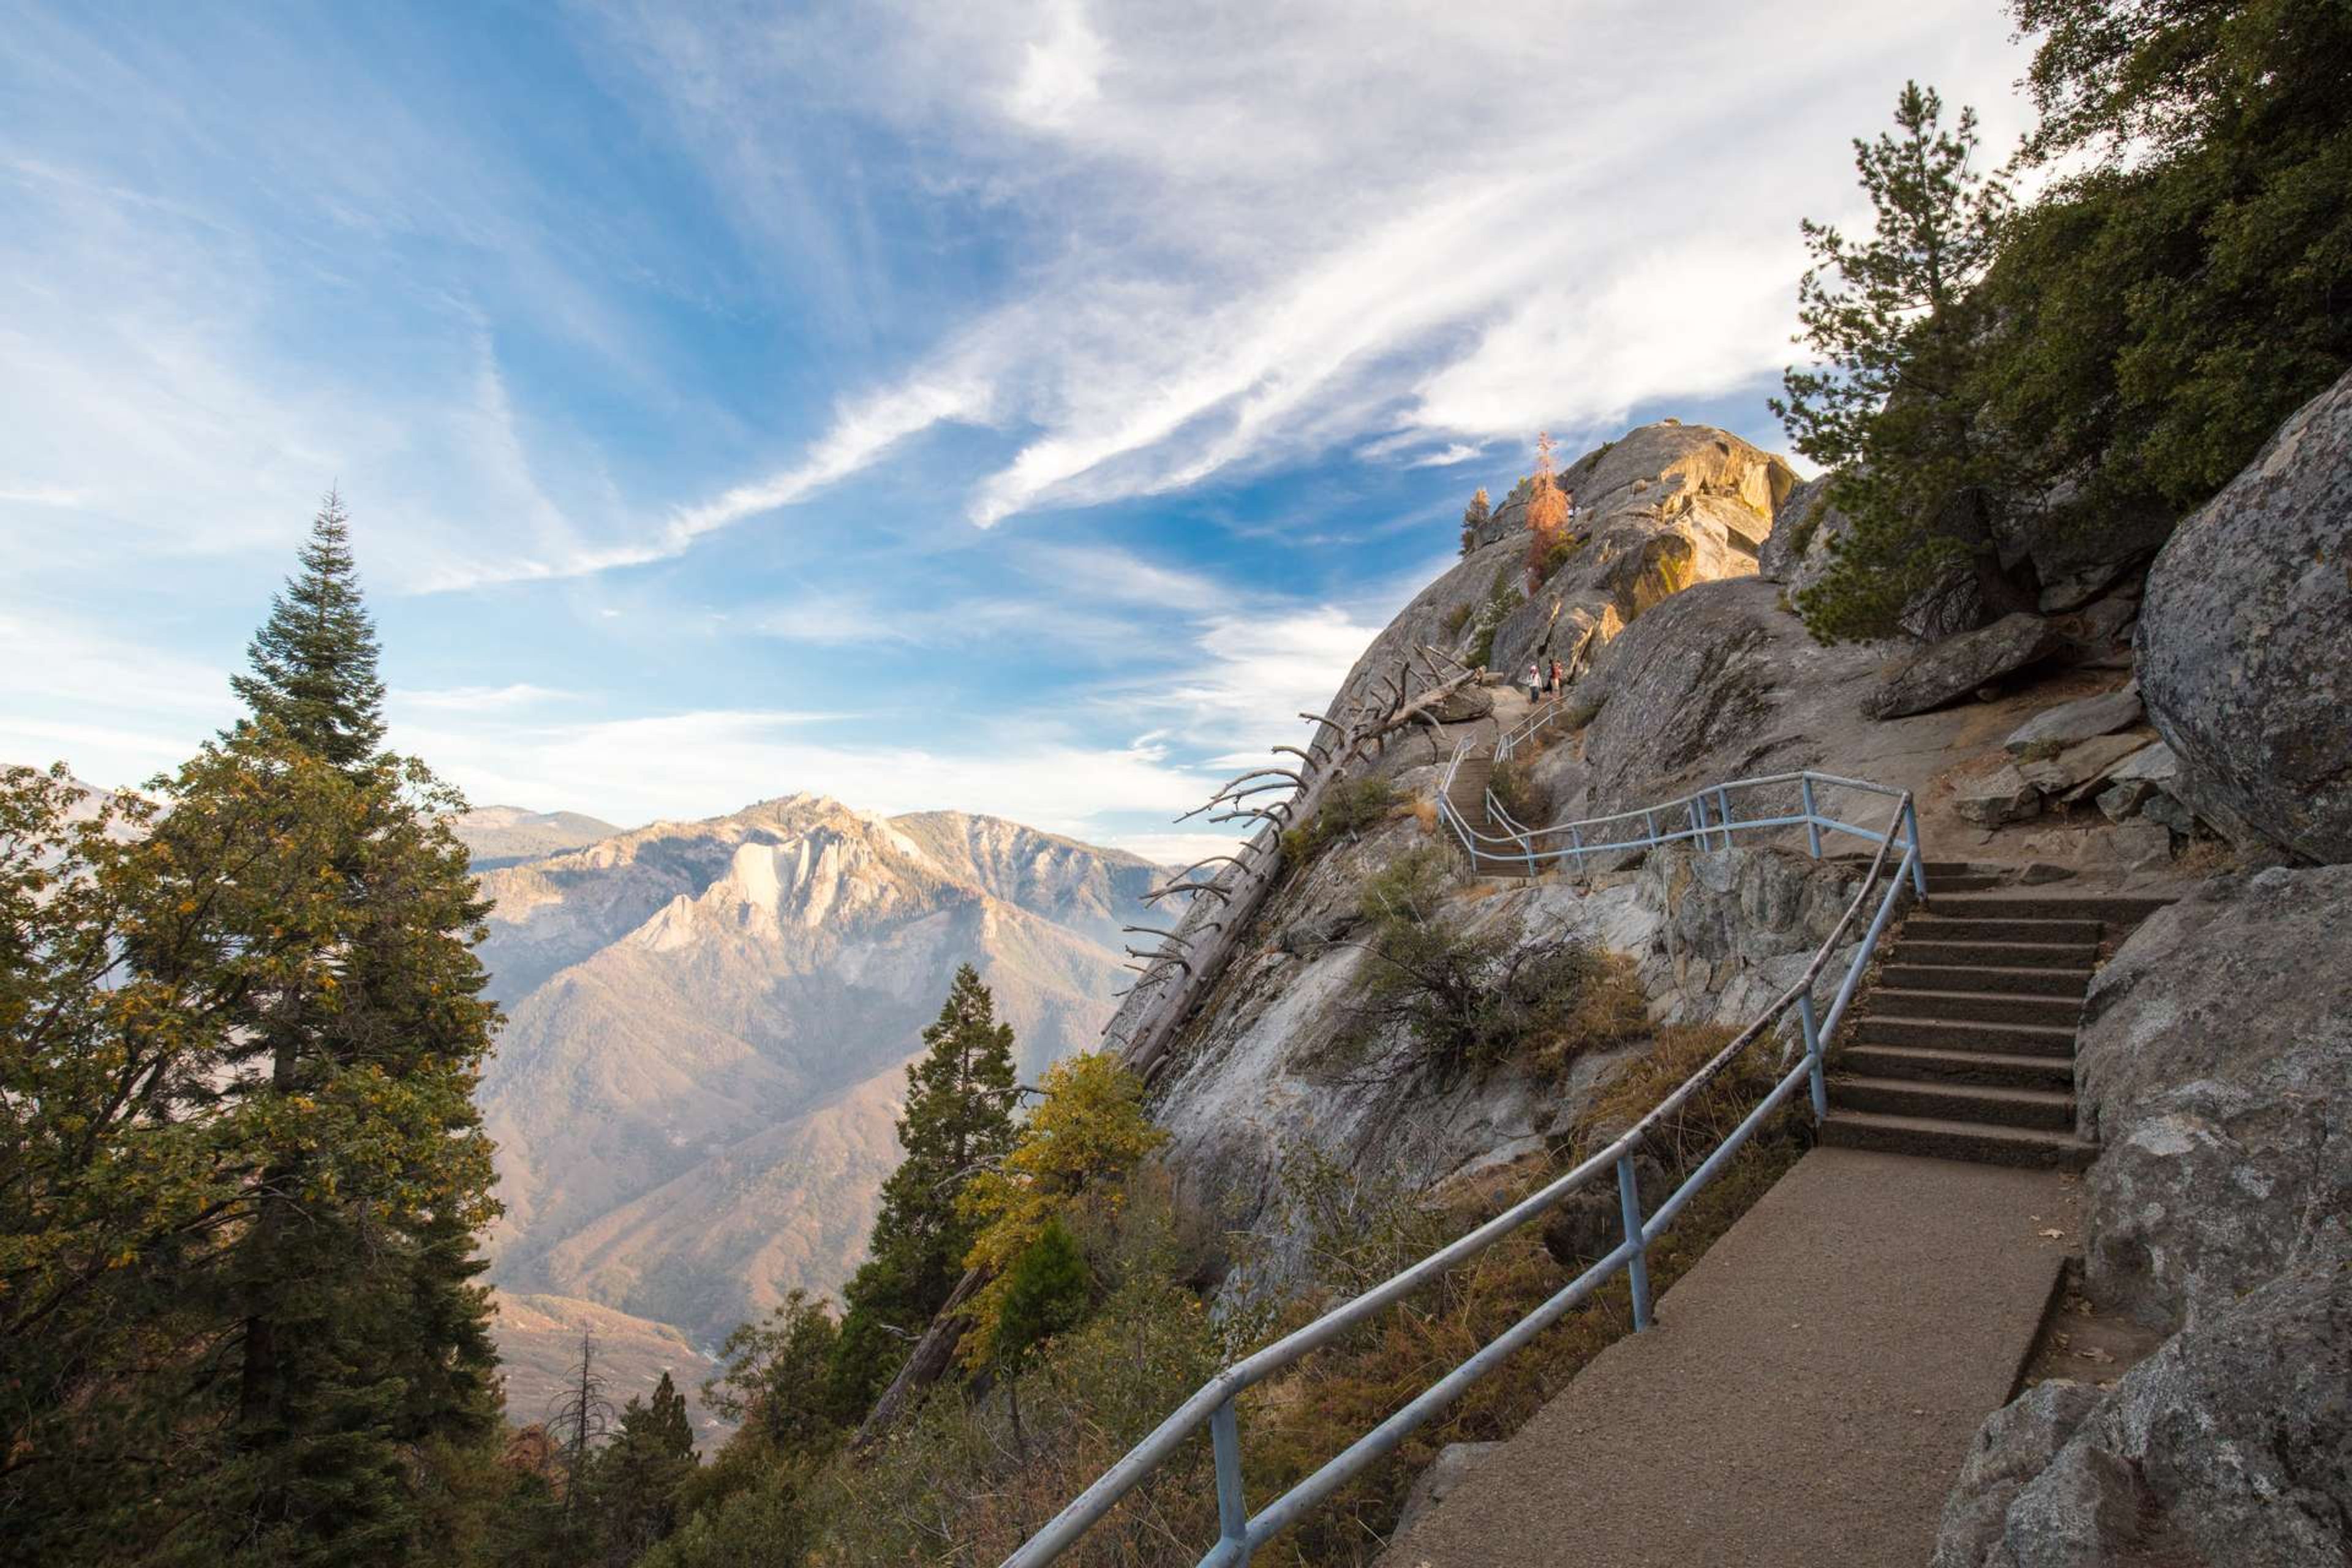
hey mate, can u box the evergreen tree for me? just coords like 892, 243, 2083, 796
0, 734, 503, 1567
230, 491, 387, 771
591, 1372, 698, 1566
826, 965, 1017, 1411
990, 1219, 1090, 1371
1459, 487, 1491, 554
1771, 83, 2018, 641
705, 1291, 843, 1458
1967, 0, 2352, 537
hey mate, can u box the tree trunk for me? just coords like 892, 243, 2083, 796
853, 1267, 982, 1449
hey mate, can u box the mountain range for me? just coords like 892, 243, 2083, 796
468, 794, 1164, 1346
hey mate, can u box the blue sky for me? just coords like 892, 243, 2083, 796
1, 1, 2034, 858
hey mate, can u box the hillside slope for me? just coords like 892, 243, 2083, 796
474, 796, 1160, 1343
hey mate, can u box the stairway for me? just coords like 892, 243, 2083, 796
1819, 869, 2173, 1169
1445, 750, 1537, 878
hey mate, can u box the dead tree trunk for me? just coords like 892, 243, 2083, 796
852, 1266, 983, 1449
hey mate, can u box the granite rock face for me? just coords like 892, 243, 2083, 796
2073, 865, 2352, 1330
1864, 613, 2068, 720
2138, 367, 2352, 863
1934, 1248, 2352, 1568
1754, 473, 1850, 600
2002, 683, 2143, 755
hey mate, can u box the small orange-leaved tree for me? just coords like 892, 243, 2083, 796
1524, 432, 1569, 591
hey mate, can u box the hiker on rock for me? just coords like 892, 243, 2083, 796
1549, 658, 1565, 697
1525, 662, 1542, 704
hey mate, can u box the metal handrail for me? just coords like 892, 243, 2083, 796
1000, 763, 1926, 1568
1439, 740, 1929, 902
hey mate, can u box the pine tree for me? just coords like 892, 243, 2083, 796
827, 965, 1017, 1411
0, 735, 505, 1566
590, 1371, 697, 1566
1459, 487, 1491, 554
1771, 83, 2019, 642
230, 490, 387, 771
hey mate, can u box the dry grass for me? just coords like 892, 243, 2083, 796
1411, 798, 1439, 835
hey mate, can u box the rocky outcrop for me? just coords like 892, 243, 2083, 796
1933, 1248, 2352, 1567
2138, 367, 2352, 864
1474, 421, 1795, 553
2073, 865, 2352, 1330
2002, 684, 2143, 755
1755, 473, 1849, 600
1142, 795, 1861, 1272
1864, 612, 2068, 720
1937, 863, 2352, 1564
1355, 424, 1792, 714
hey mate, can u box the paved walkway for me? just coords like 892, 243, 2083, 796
1385, 1147, 2076, 1567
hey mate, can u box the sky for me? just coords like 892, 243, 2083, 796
1, 1, 2038, 860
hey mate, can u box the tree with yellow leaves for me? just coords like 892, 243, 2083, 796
954, 1053, 1165, 1369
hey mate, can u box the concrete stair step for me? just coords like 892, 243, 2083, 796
1835, 1043, 2077, 1090
1896, 939, 2103, 971
1828, 1074, 2076, 1131
1861, 987, 2084, 1028
1923, 873, 2003, 893
1927, 891, 2176, 927
1819, 1109, 2097, 1170
1828, 856, 1983, 879
1876, 963, 2095, 998
1852, 1014, 2078, 1057
1905, 914, 2105, 944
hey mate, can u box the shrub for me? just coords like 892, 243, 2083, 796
1345, 854, 1648, 1080
957, 1054, 1164, 1369
992, 1219, 1091, 1370
1280, 774, 1398, 864
1440, 601, 1473, 637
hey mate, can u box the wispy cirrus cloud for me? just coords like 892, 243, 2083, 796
609, 0, 2032, 548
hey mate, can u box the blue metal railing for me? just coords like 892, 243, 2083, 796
998, 758, 1925, 1568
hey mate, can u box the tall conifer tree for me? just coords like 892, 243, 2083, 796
230, 490, 386, 771
827, 965, 1017, 1412
1772, 84, 2018, 641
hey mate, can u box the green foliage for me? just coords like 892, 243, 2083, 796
0, 729, 503, 1566
1440, 600, 1473, 637
1458, 486, 1491, 554
589, 1373, 699, 1566
958, 1054, 1166, 1370
1278, 773, 1398, 863
992, 1218, 1091, 1370
1969, 0, 2352, 540
228, 491, 388, 771
1466, 562, 1525, 670
1781, 4, 2352, 642
827, 965, 1019, 1412
1773, 83, 2016, 643
705, 1291, 850, 1459
1347, 848, 1648, 1079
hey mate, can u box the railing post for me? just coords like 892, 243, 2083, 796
1799, 990, 1826, 1122
1716, 785, 1735, 850
1210, 1398, 1250, 1564
1569, 824, 1583, 870
1799, 775, 1823, 859
1903, 798, 1929, 898
1689, 794, 1709, 848
1616, 1153, 1653, 1331
1643, 809, 1659, 850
